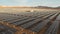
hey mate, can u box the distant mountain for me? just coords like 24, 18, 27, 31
32, 6, 60, 9
34, 6, 54, 9
56, 6, 60, 8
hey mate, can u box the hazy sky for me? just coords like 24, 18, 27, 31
0, 0, 60, 7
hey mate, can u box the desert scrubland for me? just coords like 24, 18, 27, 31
0, 7, 60, 14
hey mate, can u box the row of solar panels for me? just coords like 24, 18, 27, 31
0, 24, 17, 34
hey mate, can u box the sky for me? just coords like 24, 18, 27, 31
0, 0, 60, 7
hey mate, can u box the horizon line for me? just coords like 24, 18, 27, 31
0, 5, 60, 7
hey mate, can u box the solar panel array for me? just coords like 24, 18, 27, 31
0, 11, 60, 34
